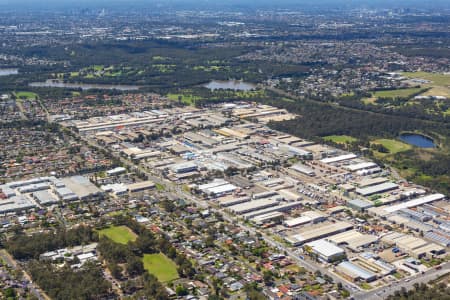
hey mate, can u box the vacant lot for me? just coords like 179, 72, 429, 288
98, 225, 137, 245
143, 253, 179, 282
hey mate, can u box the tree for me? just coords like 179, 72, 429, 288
126, 255, 144, 277
176, 285, 188, 296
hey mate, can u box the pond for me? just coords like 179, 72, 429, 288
399, 133, 436, 148
29, 79, 140, 91
203, 80, 256, 91
0, 68, 18, 76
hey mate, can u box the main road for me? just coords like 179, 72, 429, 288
354, 262, 450, 300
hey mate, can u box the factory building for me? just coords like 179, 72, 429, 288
347, 199, 374, 212
286, 221, 353, 246
305, 239, 346, 262
336, 261, 377, 282
355, 182, 399, 197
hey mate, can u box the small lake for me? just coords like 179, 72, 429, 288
29, 79, 140, 91
203, 80, 256, 91
0, 68, 18, 76
399, 133, 436, 148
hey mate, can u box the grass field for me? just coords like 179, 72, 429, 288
143, 253, 179, 282
370, 87, 424, 99
14, 91, 38, 100
323, 135, 357, 144
98, 225, 137, 245
371, 138, 412, 157
401, 71, 450, 86
167, 93, 202, 105
402, 72, 450, 97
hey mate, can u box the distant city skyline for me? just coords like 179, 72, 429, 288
0, 0, 449, 10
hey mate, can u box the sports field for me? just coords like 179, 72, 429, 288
143, 253, 179, 282
98, 225, 137, 245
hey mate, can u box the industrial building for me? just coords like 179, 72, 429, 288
0, 175, 102, 214
326, 230, 378, 252
381, 232, 445, 259
290, 163, 316, 177
170, 162, 198, 174
305, 239, 346, 262
347, 199, 374, 212
336, 261, 377, 282
355, 182, 399, 196
383, 193, 446, 213
286, 221, 353, 246
320, 154, 357, 164
127, 181, 155, 192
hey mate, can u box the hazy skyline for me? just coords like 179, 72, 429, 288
1, 0, 449, 11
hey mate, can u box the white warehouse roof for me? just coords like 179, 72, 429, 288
384, 193, 446, 213
320, 154, 357, 164
306, 239, 345, 258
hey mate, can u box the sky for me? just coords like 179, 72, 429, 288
0, 0, 448, 11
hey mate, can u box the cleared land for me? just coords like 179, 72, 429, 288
98, 225, 137, 245
371, 138, 412, 157
323, 135, 357, 144
143, 253, 179, 282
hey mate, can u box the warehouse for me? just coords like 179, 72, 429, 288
0, 195, 36, 214
33, 190, 59, 205
357, 177, 389, 188
290, 163, 316, 177
170, 162, 198, 174
101, 183, 128, 196
127, 181, 155, 192
242, 201, 303, 220
355, 182, 399, 196
305, 239, 346, 262
345, 162, 377, 172
251, 211, 284, 225
253, 191, 278, 200
327, 230, 378, 252
336, 261, 377, 282
55, 187, 78, 201
106, 167, 127, 176
228, 199, 279, 215
198, 179, 228, 191
286, 221, 353, 246
219, 196, 251, 207
62, 176, 103, 200
347, 199, 374, 212
320, 154, 357, 164
284, 216, 312, 227
383, 193, 446, 213
206, 184, 237, 197
277, 189, 302, 202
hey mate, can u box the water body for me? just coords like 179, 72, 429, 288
203, 80, 256, 91
399, 133, 436, 148
0, 68, 18, 76
29, 79, 140, 91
